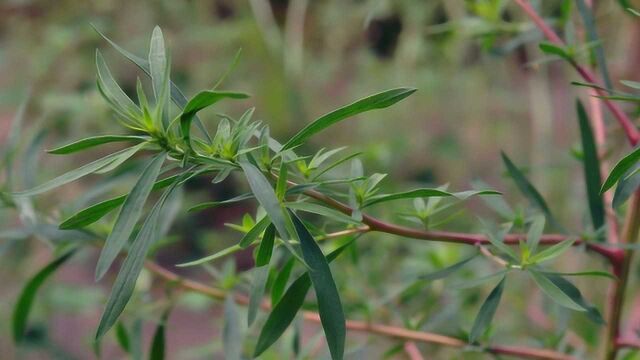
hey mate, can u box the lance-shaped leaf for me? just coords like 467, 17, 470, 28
362, 189, 499, 208
256, 224, 276, 267
176, 244, 242, 267
12, 250, 75, 343
529, 270, 586, 312
271, 257, 295, 305
248, 263, 270, 326
501, 152, 563, 231
290, 212, 345, 360
282, 87, 416, 151
187, 193, 254, 212
92, 25, 212, 142
576, 0, 612, 91
239, 216, 271, 248
285, 202, 360, 224
529, 238, 577, 264
59, 173, 184, 230
576, 100, 605, 236
95, 152, 166, 280
223, 295, 243, 360
96, 50, 141, 120
544, 273, 604, 324
13, 145, 143, 197
601, 147, 640, 193
612, 164, 640, 208
469, 276, 506, 343
149, 309, 170, 360
526, 215, 545, 255
180, 91, 249, 148
96, 182, 177, 339
254, 239, 353, 357
539, 42, 573, 62
48, 135, 148, 155
420, 252, 478, 281
239, 161, 304, 264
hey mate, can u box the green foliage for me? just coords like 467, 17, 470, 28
12, 250, 75, 343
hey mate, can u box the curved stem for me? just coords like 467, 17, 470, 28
144, 261, 575, 360
298, 183, 622, 263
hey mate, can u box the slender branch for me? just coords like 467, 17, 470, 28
513, 0, 639, 146
297, 183, 622, 263
144, 260, 575, 360
606, 192, 640, 360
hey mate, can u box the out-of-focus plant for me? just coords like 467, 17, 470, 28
3, 1, 640, 359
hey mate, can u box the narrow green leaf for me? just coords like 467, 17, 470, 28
501, 152, 563, 231
248, 264, 270, 326
311, 151, 363, 181
543, 273, 605, 324
621, 80, 640, 90
529, 238, 577, 264
95, 152, 166, 281
601, 147, 640, 193
576, 0, 612, 91
148, 27, 166, 97
149, 310, 170, 360
180, 91, 249, 147
175, 244, 242, 267
526, 215, 545, 254
290, 212, 345, 360
256, 224, 276, 267
187, 193, 253, 212
115, 322, 131, 353
254, 239, 353, 357
223, 295, 242, 360
239, 161, 305, 264
239, 216, 271, 248
59, 173, 184, 230
539, 42, 572, 62
48, 135, 148, 155
97, 143, 147, 175
96, 50, 141, 119
13, 146, 143, 197
96, 181, 177, 339
363, 189, 499, 208
469, 276, 506, 343
282, 87, 416, 151
529, 270, 586, 311
271, 257, 295, 305
539, 270, 616, 280
576, 100, 605, 236
12, 250, 75, 343
482, 222, 519, 262
420, 253, 478, 281
285, 202, 360, 224
276, 164, 288, 201
612, 164, 640, 208
92, 25, 212, 142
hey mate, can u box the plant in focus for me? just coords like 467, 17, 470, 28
3, 2, 640, 359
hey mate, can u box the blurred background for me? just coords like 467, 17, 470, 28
1, 0, 640, 359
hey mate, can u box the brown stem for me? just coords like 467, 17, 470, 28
513, 0, 639, 146
606, 192, 640, 360
144, 261, 575, 360
299, 184, 622, 263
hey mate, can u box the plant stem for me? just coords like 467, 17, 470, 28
144, 260, 575, 360
513, 0, 639, 146
298, 184, 622, 263
605, 191, 640, 360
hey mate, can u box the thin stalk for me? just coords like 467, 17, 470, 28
605, 191, 640, 360
144, 260, 575, 360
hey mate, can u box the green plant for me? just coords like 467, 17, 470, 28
3, 2, 640, 359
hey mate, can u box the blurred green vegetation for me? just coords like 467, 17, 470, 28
2, 0, 640, 359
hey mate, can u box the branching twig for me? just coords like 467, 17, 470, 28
144, 260, 576, 360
